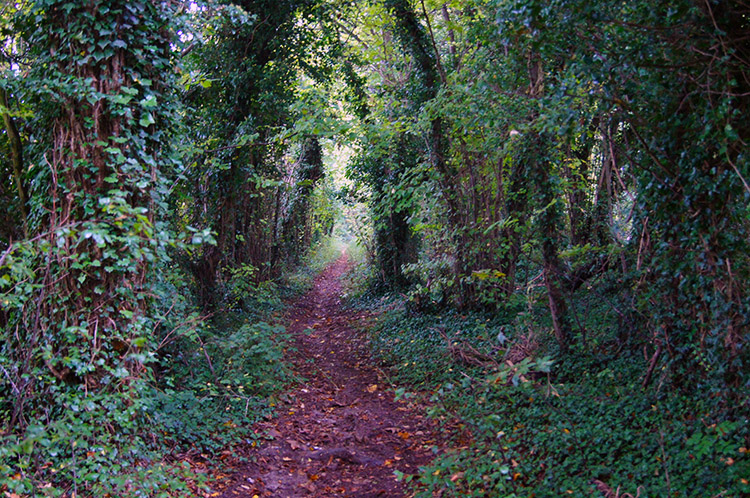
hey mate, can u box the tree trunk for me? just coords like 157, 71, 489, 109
539, 153, 572, 351
0, 87, 29, 228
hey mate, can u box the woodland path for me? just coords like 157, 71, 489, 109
218, 254, 442, 497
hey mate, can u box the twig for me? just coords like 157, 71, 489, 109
193, 332, 216, 378
435, 326, 499, 368
642, 344, 662, 389
419, 0, 446, 84
0, 364, 20, 395
659, 429, 671, 493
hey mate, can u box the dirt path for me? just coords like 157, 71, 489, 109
218, 254, 440, 497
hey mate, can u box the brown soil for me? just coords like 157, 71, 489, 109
217, 254, 441, 497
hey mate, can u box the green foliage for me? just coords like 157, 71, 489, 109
225, 264, 282, 311
0, 389, 197, 498
489, 0, 750, 381
403, 257, 455, 311
146, 319, 291, 456
346, 0, 748, 394
365, 295, 750, 497
212, 321, 291, 397
1, 0, 748, 494
174, 0, 344, 308
1, 1, 209, 495
147, 255, 295, 459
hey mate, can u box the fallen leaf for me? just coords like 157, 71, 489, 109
367, 384, 378, 393
267, 428, 282, 439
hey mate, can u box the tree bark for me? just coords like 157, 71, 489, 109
0, 87, 29, 228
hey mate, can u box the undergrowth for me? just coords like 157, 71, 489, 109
0, 237, 345, 496
0, 267, 291, 497
351, 270, 750, 498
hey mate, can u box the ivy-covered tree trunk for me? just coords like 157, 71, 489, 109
0, 88, 29, 245
539, 169, 572, 351
384, 0, 471, 296
608, 0, 750, 387
499, 158, 528, 296
0, 2, 183, 493
373, 188, 417, 288
367, 134, 419, 288
11, 0, 177, 391
564, 118, 599, 247
283, 137, 325, 265
0, 87, 28, 229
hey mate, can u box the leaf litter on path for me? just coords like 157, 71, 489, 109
216, 255, 444, 497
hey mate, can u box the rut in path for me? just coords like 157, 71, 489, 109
219, 254, 441, 498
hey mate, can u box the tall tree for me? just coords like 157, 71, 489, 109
179, 0, 331, 309
0, 1, 188, 495
5, 0, 180, 392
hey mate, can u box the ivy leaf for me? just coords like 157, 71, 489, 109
140, 95, 158, 108
139, 113, 155, 127
536, 356, 554, 373
111, 94, 133, 105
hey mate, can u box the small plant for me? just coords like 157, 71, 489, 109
226, 264, 282, 313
